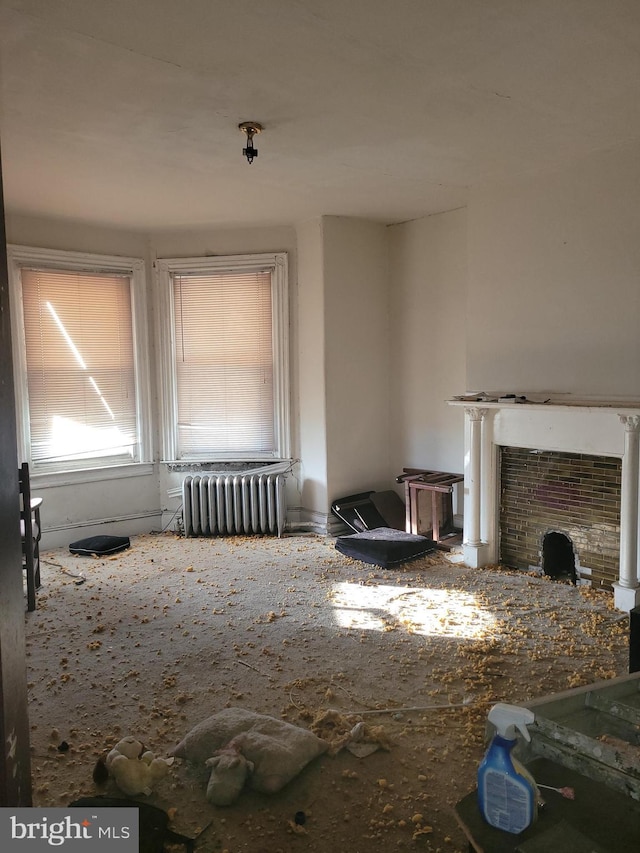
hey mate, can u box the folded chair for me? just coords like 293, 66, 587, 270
19, 462, 43, 612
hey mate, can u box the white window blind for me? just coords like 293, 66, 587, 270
172, 270, 275, 456
21, 267, 138, 467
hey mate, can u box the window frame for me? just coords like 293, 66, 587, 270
7, 245, 152, 479
155, 252, 290, 463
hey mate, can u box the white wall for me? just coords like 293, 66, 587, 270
296, 216, 391, 526
466, 140, 640, 398
388, 209, 468, 488
149, 225, 297, 262
322, 216, 391, 502
6, 213, 148, 259
30, 467, 161, 549
296, 218, 329, 524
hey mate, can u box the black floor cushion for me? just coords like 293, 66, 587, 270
69, 535, 131, 556
335, 527, 436, 568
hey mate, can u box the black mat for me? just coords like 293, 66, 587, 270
335, 526, 436, 568
69, 535, 131, 556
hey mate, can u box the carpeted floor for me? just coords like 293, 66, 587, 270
25, 532, 628, 852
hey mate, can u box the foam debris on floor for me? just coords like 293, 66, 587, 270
26, 533, 628, 852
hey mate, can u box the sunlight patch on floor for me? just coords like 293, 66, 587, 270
330, 582, 497, 639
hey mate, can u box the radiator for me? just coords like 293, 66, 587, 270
182, 473, 287, 537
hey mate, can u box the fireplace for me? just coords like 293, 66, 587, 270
499, 445, 620, 588
448, 397, 640, 611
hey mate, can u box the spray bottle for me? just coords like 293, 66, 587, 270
477, 702, 538, 834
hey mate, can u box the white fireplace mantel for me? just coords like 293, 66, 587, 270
447, 397, 640, 612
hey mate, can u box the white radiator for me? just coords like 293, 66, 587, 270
182, 473, 287, 537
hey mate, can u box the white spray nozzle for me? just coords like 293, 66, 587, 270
488, 702, 535, 742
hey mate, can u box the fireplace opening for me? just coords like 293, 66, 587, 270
541, 531, 577, 585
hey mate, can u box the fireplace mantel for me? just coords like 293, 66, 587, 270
447, 397, 640, 611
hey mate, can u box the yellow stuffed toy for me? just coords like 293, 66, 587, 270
105, 736, 174, 797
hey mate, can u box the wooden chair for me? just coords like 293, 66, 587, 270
18, 462, 43, 612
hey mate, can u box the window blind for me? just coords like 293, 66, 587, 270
21, 268, 138, 466
172, 270, 274, 456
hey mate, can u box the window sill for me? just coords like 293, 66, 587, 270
32, 462, 155, 489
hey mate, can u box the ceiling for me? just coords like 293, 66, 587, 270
1, 0, 640, 231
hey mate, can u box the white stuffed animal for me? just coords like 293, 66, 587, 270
205, 744, 254, 806
170, 708, 329, 796
105, 736, 174, 797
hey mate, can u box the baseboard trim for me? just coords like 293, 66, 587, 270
41, 511, 162, 550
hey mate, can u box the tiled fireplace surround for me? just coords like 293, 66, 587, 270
448, 399, 640, 612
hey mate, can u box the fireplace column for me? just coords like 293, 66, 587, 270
614, 415, 640, 611
463, 407, 491, 568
